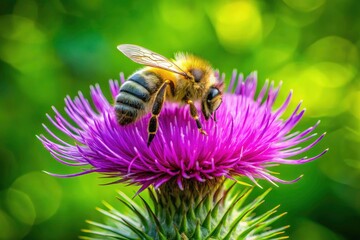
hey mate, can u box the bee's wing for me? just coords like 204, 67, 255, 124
118, 44, 190, 78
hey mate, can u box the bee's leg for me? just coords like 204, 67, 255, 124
185, 99, 208, 135
147, 80, 170, 146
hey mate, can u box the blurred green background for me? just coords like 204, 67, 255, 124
0, 0, 359, 239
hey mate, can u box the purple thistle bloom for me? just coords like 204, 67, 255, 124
39, 71, 327, 191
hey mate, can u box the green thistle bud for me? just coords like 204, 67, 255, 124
82, 179, 288, 240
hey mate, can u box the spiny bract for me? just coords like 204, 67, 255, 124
81, 180, 289, 240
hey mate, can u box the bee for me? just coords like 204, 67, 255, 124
115, 44, 223, 146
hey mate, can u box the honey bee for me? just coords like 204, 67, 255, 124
115, 44, 223, 146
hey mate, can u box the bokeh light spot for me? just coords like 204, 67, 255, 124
10, 172, 62, 224
212, 0, 262, 52
159, 1, 204, 31
0, 15, 45, 43
351, 90, 360, 121
306, 36, 359, 66
0, 210, 16, 240
283, 0, 326, 12
319, 128, 360, 190
273, 62, 346, 117
313, 62, 356, 88
6, 188, 36, 225
254, 21, 299, 70
0, 40, 60, 104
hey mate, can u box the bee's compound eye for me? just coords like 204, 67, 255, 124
207, 87, 220, 101
190, 69, 203, 83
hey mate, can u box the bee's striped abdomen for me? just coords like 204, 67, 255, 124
115, 72, 161, 125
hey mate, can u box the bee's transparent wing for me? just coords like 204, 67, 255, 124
117, 44, 190, 78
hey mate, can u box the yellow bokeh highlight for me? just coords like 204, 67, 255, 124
212, 0, 262, 52
283, 0, 326, 12
313, 62, 356, 88
159, 1, 204, 31
272, 61, 354, 117
306, 36, 359, 65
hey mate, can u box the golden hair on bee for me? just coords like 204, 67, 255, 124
115, 44, 223, 146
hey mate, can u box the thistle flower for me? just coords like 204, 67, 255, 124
39, 71, 327, 239
39, 71, 327, 191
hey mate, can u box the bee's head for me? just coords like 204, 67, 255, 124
201, 86, 223, 120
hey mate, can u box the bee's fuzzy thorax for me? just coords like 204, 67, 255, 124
174, 52, 213, 77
